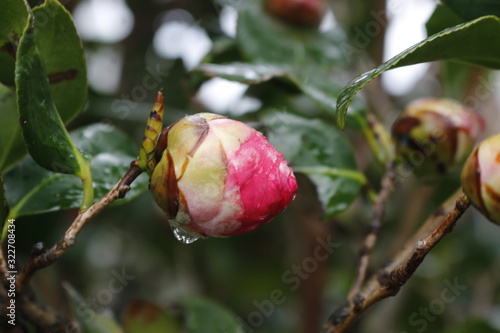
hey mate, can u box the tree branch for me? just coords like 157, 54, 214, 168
347, 161, 394, 302
324, 190, 470, 332
16, 162, 143, 293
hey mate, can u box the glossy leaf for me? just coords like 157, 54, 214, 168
180, 297, 240, 333
32, 0, 88, 123
263, 112, 364, 217
63, 282, 124, 333
123, 300, 180, 333
4, 124, 148, 217
0, 83, 25, 172
1, 0, 87, 173
0, 0, 28, 86
15, 13, 87, 177
336, 15, 500, 129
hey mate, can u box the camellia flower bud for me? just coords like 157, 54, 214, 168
391, 98, 484, 175
461, 134, 500, 225
148, 110, 297, 242
265, 0, 327, 27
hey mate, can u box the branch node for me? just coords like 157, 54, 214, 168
416, 239, 425, 249
377, 270, 390, 285
65, 238, 76, 247
327, 303, 350, 325
31, 242, 45, 257
352, 294, 365, 312
118, 185, 131, 198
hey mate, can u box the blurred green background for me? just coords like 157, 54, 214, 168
6, 0, 500, 332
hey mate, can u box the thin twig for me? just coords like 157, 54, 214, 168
347, 161, 394, 302
19, 296, 63, 331
16, 162, 143, 293
324, 190, 470, 332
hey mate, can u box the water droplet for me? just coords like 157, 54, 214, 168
172, 227, 199, 244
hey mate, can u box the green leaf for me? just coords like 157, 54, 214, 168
0, 82, 25, 173
335, 15, 500, 129
63, 282, 124, 333
263, 112, 364, 217
443, 0, 500, 21
0, 0, 28, 86
426, 4, 464, 36
32, 0, 88, 123
198, 2, 368, 129
123, 301, 180, 333
180, 297, 240, 333
4, 124, 148, 217
236, 2, 346, 67
16, 13, 89, 178
0, 0, 88, 173
0, 0, 27, 46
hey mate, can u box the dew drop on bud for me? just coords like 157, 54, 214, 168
172, 227, 199, 244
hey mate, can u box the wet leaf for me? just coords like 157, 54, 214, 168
1, 0, 87, 173
336, 15, 500, 129
263, 111, 364, 217
16, 13, 87, 176
0, 83, 25, 173
32, 0, 88, 123
4, 124, 148, 217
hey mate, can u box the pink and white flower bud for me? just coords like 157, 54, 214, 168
461, 134, 500, 225
150, 113, 298, 240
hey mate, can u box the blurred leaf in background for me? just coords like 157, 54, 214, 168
4, 124, 148, 218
